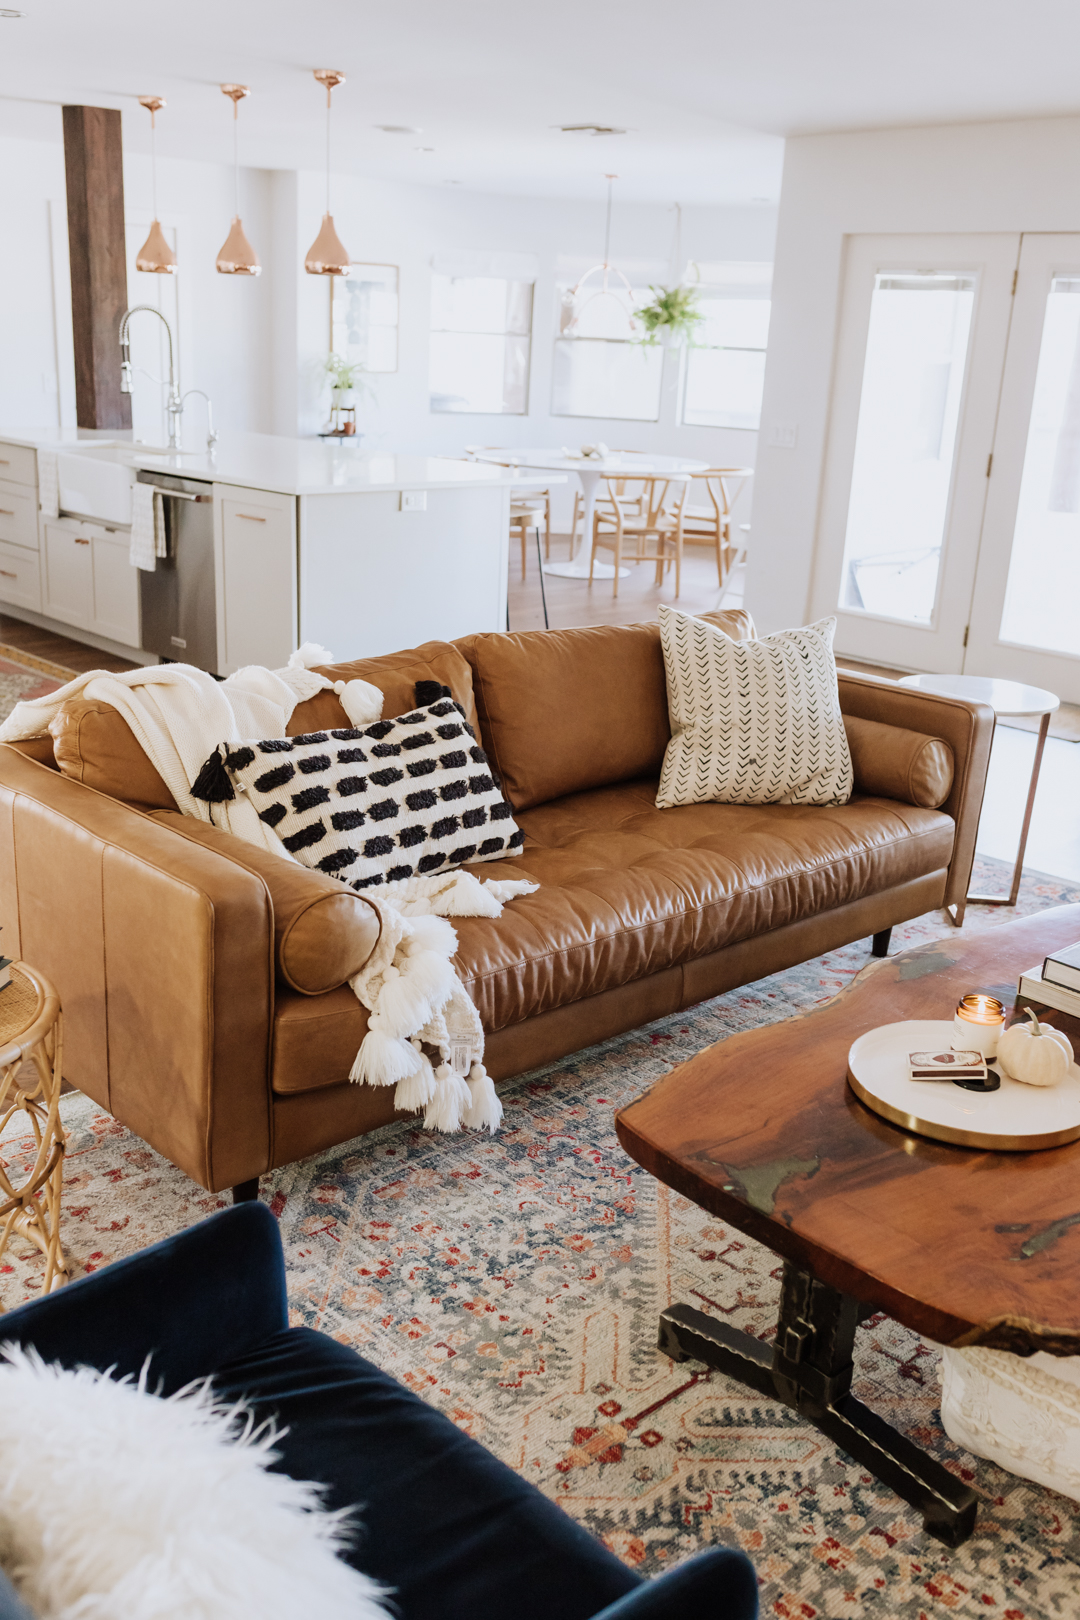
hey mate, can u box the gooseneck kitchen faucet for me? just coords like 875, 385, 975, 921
118, 305, 183, 448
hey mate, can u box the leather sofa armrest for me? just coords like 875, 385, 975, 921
0, 744, 275, 1192
838, 673, 994, 914
147, 811, 382, 995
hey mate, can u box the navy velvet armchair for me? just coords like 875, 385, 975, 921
0, 1203, 758, 1619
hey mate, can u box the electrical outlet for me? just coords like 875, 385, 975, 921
400, 491, 427, 512
767, 420, 798, 449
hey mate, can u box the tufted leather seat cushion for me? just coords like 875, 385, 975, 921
268, 776, 955, 1091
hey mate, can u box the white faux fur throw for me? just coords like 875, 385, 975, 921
0, 1345, 390, 1620
0, 647, 536, 1132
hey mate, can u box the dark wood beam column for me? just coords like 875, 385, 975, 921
62, 105, 132, 430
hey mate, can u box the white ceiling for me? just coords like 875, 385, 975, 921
4, 0, 1080, 204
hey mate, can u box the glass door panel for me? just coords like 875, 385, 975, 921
967, 237, 1080, 701
810, 234, 1020, 671
839, 273, 974, 625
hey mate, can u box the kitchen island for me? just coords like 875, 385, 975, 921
0, 430, 553, 673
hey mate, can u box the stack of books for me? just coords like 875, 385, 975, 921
1018, 942, 1080, 1018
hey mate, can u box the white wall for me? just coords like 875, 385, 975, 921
0, 112, 274, 439
282, 174, 776, 526
748, 114, 1080, 633
0, 103, 776, 532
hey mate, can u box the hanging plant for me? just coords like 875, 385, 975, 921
634, 284, 704, 347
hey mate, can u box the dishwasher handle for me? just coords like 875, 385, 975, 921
151, 488, 210, 503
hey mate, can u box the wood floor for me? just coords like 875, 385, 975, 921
508, 531, 744, 633
0, 613, 139, 674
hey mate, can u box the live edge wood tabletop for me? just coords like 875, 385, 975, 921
616, 904, 1080, 1359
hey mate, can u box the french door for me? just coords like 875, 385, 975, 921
811, 235, 1019, 671
812, 232, 1080, 702
965, 235, 1080, 700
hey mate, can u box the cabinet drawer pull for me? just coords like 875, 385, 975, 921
235, 513, 267, 522
0, 510, 14, 517
74, 537, 90, 546
0, 570, 17, 579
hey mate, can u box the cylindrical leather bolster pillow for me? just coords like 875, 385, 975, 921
844, 714, 954, 809
149, 811, 382, 994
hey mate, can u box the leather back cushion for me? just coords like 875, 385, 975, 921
295, 641, 479, 737
457, 609, 755, 812
49, 639, 477, 812
844, 713, 954, 808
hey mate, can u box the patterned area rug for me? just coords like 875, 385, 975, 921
0, 651, 64, 713
3, 858, 1080, 1620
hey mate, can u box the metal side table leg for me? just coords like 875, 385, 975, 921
967, 710, 1051, 910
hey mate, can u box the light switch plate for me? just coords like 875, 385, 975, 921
400, 491, 427, 512
767, 420, 798, 449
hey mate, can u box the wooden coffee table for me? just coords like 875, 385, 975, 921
616, 905, 1080, 1548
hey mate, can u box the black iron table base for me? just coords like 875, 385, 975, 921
660, 1260, 978, 1547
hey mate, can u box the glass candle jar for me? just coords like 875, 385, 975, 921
954, 993, 1007, 1059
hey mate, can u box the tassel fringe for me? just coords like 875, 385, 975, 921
423, 1064, 472, 1133
462, 1064, 502, 1133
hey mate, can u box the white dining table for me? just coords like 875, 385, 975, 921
473, 448, 710, 579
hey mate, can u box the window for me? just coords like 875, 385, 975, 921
429, 274, 533, 414
838, 270, 975, 624
551, 282, 663, 421
680, 264, 772, 430
331, 263, 399, 373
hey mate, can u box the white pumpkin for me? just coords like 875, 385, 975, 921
997, 1007, 1074, 1087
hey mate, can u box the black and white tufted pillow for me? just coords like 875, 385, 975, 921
193, 685, 523, 892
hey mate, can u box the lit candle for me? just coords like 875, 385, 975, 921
954, 993, 1006, 1059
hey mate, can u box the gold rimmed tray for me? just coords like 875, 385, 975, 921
847, 1019, 1080, 1151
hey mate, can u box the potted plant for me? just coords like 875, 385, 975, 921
324, 352, 367, 407
634, 284, 704, 348
323, 353, 369, 436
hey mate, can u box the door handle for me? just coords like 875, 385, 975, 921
74, 537, 90, 546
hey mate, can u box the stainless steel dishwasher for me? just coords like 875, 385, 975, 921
136, 468, 218, 673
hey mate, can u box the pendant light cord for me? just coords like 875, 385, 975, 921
603, 176, 613, 267
326, 88, 332, 213
233, 100, 240, 218
150, 110, 158, 220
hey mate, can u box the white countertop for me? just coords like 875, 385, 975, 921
0, 428, 559, 498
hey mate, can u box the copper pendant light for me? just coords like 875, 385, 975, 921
304, 69, 351, 275
216, 84, 261, 275
135, 96, 177, 274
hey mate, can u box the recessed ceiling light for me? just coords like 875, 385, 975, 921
414, 146, 434, 153
555, 124, 627, 137
443, 179, 460, 186
0, 9, 26, 16
376, 124, 422, 134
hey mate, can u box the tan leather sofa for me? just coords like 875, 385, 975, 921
0, 611, 993, 1197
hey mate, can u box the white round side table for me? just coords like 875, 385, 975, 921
898, 674, 1060, 925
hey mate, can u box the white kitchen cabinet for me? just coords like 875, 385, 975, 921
0, 445, 38, 489
216, 488, 296, 672
43, 520, 93, 627
0, 541, 41, 613
42, 517, 140, 647
0, 479, 39, 552
91, 532, 140, 646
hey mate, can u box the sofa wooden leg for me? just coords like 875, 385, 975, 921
231, 1178, 260, 1204
871, 928, 892, 958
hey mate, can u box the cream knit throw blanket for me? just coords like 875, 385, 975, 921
0, 647, 536, 1133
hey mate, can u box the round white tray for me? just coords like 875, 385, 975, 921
847, 1020, 1080, 1151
